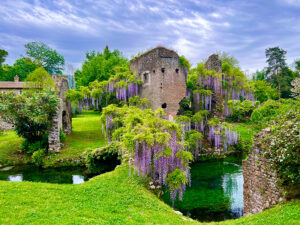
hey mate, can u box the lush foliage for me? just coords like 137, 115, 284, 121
265, 47, 298, 98
100, 104, 193, 202
0, 57, 39, 81
252, 80, 279, 103
25, 67, 56, 92
74, 46, 129, 87
25, 42, 65, 74
84, 143, 120, 174
0, 49, 8, 80
291, 77, 300, 100
67, 65, 141, 114
179, 55, 191, 70
264, 112, 300, 186
217, 51, 239, 68
226, 100, 259, 122
187, 62, 254, 117
0, 91, 59, 152
251, 99, 299, 123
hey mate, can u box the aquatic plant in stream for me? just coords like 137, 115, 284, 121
100, 105, 193, 204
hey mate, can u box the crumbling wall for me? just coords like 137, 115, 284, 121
48, 76, 72, 153
243, 128, 285, 216
130, 47, 186, 120
193, 54, 224, 120
0, 120, 14, 131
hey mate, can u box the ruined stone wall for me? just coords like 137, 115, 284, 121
48, 76, 72, 153
243, 128, 285, 216
193, 54, 224, 120
0, 120, 14, 131
130, 47, 186, 120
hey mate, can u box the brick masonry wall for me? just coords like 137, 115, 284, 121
243, 128, 285, 216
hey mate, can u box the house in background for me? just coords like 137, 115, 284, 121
0, 75, 27, 94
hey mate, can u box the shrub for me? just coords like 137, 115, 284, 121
264, 112, 300, 186
227, 100, 258, 122
251, 99, 299, 123
21, 135, 48, 153
0, 91, 59, 152
31, 148, 46, 166
83, 143, 120, 174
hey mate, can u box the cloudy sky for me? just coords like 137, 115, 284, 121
0, 0, 299, 75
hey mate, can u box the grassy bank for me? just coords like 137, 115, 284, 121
0, 111, 106, 167
0, 165, 299, 224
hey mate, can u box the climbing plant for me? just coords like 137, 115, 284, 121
100, 104, 193, 203
67, 65, 142, 113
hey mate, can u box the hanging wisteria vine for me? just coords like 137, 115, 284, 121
66, 66, 142, 114
100, 105, 193, 204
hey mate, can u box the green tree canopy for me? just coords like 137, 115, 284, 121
252, 80, 279, 103
0, 49, 8, 66
25, 67, 56, 92
265, 46, 290, 97
216, 51, 239, 68
25, 42, 65, 74
0, 57, 39, 81
74, 46, 129, 87
0, 49, 8, 81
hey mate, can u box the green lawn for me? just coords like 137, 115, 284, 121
231, 123, 258, 143
0, 131, 27, 166
0, 165, 299, 225
0, 111, 106, 167
45, 111, 107, 166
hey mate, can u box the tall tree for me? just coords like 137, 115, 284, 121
265, 47, 287, 97
75, 46, 128, 87
25, 42, 65, 74
0, 57, 39, 81
0, 49, 8, 81
0, 49, 8, 66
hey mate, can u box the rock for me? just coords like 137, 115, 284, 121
0, 166, 14, 171
174, 211, 183, 215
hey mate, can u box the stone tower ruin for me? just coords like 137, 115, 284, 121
130, 47, 187, 120
48, 75, 72, 153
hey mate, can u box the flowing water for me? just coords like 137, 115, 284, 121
162, 157, 243, 222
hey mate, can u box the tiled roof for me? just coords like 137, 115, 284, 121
0, 81, 26, 89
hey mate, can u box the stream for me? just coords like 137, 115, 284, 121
162, 157, 243, 222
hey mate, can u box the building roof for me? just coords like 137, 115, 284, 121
131, 46, 178, 62
0, 81, 26, 89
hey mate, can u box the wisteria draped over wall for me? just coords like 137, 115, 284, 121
100, 105, 193, 204
67, 69, 142, 114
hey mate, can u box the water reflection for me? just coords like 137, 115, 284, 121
162, 158, 244, 222
222, 164, 243, 218
72, 175, 85, 184
0, 166, 89, 184
8, 174, 23, 182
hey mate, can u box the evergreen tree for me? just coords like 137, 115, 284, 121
265, 46, 288, 97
